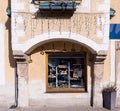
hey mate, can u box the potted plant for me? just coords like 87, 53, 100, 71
102, 83, 117, 110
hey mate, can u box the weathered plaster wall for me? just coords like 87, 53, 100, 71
116, 42, 120, 99
103, 46, 110, 82
11, 13, 109, 45
11, 0, 110, 53
92, 0, 109, 12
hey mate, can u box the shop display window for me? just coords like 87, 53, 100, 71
47, 53, 86, 92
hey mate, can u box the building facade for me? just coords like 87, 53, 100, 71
0, 0, 120, 108
111, 0, 120, 106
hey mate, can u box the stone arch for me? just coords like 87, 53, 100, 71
13, 31, 108, 107
14, 32, 108, 54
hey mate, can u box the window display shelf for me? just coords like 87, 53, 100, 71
47, 53, 86, 92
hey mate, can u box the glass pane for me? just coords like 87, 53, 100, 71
57, 64, 69, 88
48, 53, 85, 89
70, 60, 84, 88
48, 58, 58, 88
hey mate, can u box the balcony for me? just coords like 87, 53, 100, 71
39, 1, 76, 11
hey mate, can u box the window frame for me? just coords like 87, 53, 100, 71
46, 52, 87, 93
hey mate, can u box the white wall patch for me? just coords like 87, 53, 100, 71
0, 24, 5, 85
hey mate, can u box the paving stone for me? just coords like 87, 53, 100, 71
3, 106, 119, 111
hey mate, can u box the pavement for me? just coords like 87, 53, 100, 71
0, 105, 120, 111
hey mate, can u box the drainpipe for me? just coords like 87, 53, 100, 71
15, 61, 18, 107
115, 41, 117, 85
90, 54, 95, 107
10, 61, 18, 109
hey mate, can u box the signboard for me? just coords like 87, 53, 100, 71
110, 24, 120, 39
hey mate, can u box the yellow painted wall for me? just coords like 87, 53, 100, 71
29, 52, 46, 80
28, 41, 92, 91
0, 0, 15, 83
110, 0, 120, 23
0, 1, 8, 23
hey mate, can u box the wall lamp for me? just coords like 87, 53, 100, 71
6, 7, 11, 17
110, 8, 116, 19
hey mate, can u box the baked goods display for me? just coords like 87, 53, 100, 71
58, 65, 67, 68
48, 74, 56, 78
48, 57, 84, 89
59, 70, 67, 75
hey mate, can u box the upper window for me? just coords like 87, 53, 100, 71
46, 53, 87, 92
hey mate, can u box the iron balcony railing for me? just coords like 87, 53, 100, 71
39, 0, 76, 11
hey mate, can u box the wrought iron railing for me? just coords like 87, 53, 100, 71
39, 1, 76, 11
31, 0, 80, 11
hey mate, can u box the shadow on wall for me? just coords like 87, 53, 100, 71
5, 0, 15, 68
